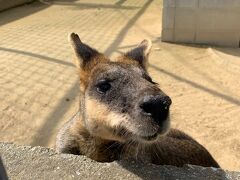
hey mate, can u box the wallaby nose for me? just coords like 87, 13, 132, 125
139, 95, 172, 124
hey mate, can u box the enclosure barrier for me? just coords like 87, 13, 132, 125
162, 0, 240, 47
0, 143, 239, 179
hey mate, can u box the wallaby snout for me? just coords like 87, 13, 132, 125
139, 95, 171, 125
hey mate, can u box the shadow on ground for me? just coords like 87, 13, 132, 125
49, 0, 139, 10
149, 64, 240, 106
0, 47, 74, 67
0, 1, 50, 26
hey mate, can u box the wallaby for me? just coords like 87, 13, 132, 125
56, 33, 219, 168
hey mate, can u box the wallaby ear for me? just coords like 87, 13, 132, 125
124, 39, 152, 69
68, 32, 100, 69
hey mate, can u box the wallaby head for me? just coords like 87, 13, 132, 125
69, 33, 172, 144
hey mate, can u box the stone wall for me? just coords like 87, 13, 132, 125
0, 143, 240, 179
162, 0, 240, 47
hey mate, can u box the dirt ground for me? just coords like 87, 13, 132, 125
0, 0, 239, 171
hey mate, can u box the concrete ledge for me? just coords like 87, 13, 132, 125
162, 0, 240, 47
0, 143, 240, 179
0, 0, 34, 12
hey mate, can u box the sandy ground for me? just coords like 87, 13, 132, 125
0, 0, 239, 171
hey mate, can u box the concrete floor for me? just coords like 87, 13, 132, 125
0, 0, 240, 171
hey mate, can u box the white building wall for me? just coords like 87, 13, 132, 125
162, 0, 240, 47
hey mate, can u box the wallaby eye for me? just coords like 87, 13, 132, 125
96, 80, 111, 94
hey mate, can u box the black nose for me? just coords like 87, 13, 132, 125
139, 95, 172, 124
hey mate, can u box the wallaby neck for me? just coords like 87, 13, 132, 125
71, 114, 122, 161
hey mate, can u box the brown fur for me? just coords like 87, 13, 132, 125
56, 33, 219, 168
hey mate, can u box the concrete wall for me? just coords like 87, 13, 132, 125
0, 142, 240, 179
162, 0, 240, 47
0, 0, 34, 12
